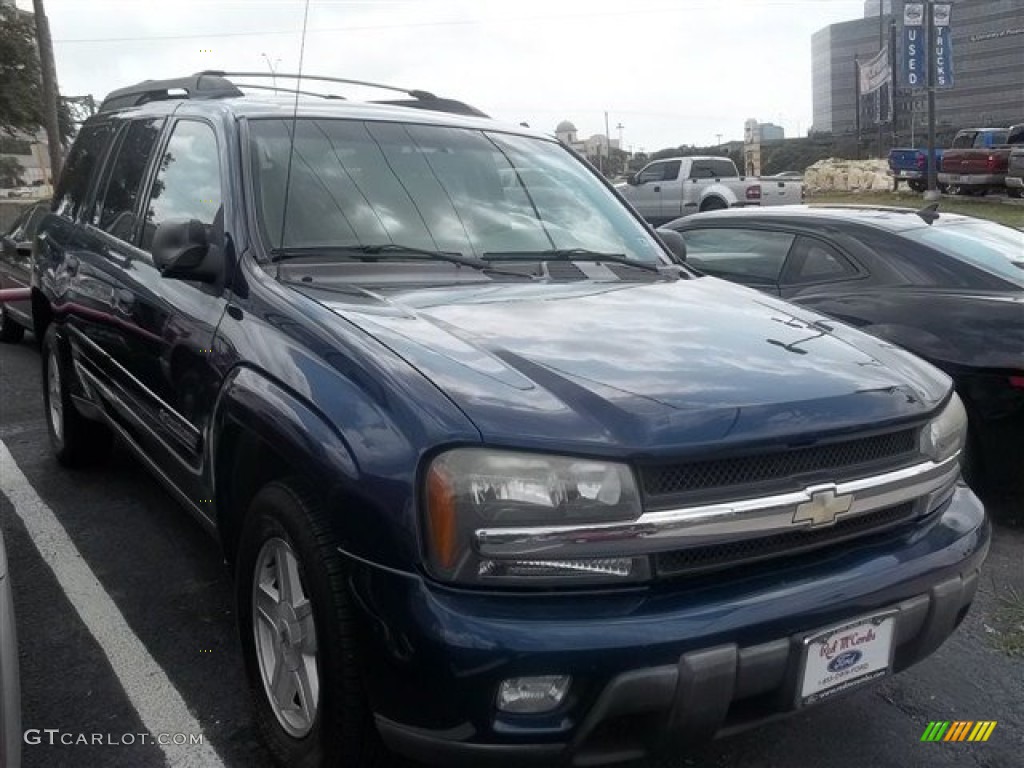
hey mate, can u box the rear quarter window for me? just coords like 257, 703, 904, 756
53, 122, 113, 221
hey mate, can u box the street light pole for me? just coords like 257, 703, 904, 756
924, 0, 939, 200
261, 53, 281, 92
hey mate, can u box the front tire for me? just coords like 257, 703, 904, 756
236, 479, 391, 768
41, 324, 111, 467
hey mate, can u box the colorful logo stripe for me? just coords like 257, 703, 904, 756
920, 721, 997, 742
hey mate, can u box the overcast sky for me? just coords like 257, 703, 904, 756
24, 0, 866, 150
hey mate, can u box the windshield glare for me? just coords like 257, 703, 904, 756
248, 118, 664, 263
901, 219, 1024, 288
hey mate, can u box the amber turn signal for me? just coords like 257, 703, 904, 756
426, 463, 458, 570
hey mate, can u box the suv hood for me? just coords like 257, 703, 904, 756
297, 277, 950, 454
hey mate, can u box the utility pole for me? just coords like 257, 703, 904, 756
877, 0, 884, 158
715, 133, 723, 146
603, 110, 611, 175
33, 0, 63, 184
924, 0, 939, 199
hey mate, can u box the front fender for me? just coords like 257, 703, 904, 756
211, 365, 360, 488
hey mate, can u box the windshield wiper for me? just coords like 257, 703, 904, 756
270, 244, 534, 278
482, 248, 664, 274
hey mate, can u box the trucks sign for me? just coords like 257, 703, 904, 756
902, 3, 954, 89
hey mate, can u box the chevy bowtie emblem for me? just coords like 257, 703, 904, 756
793, 486, 853, 528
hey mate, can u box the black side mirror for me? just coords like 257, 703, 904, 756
152, 219, 215, 281
656, 228, 687, 261
627, 173, 639, 186
1, 236, 16, 260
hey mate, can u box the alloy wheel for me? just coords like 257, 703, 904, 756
47, 346, 63, 441
252, 537, 320, 738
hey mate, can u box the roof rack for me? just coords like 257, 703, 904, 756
98, 71, 488, 118
98, 74, 243, 113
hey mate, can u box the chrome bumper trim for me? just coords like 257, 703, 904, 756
474, 456, 960, 560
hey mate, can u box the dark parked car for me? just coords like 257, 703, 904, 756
667, 206, 1024, 497
32, 73, 987, 766
1, 200, 49, 343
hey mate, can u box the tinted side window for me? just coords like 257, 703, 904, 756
141, 121, 222, 252
784, 237, 856, 284
92, 118, 163, 241
54, 123, 112, 220
680, 227, 795, 281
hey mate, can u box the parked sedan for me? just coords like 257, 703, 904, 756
0, 200, 49, 343
666, 206, 1024, 497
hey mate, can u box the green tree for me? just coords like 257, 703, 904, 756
0, 156, 25, 188
0, 5, 73, 143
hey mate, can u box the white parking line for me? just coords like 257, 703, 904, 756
0, 442, 226, 768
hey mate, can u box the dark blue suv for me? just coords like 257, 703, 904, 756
31, 73, 988, 766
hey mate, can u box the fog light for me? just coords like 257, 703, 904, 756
496, 675, 571, 714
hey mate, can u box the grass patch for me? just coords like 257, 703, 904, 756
806, 191, 1024, 229
990, 585, 1024, 657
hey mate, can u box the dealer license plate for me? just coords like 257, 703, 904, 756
959, 175, 971, 183
798, 612, 896, 707
898, 170, 910, 177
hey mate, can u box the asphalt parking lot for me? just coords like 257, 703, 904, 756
1, 337, 1022, 768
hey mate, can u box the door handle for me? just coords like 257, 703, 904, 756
113, 288, 135, 314
653, 185, 661, 192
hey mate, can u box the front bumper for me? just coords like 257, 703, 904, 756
348, 486, 988, 766
1005, 175, 1023, 189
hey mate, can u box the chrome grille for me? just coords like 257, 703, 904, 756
654, 501, 919, 577
641, 429, 918, 499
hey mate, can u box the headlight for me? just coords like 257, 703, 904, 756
920, 393, 968, 463
423, 448, 647, 585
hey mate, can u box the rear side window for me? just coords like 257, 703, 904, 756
680, 227, 795, 281
92, 118, 163, 241
784, 237, 857, 284
690, 159, 736, 179
141, 121, 222, 252
54, 123, 112, 220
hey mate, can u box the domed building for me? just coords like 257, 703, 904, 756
555, 120, 578, 145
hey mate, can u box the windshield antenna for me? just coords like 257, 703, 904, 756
276, 0, 312, 280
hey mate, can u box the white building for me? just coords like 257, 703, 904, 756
555, 120, 620, 162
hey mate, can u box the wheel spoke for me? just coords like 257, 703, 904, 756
271, 650, 295, 708
295, 659, 318, 723
254, 583, 279, 630
276, 547, 304, 608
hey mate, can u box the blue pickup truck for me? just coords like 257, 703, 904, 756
888, 148, 944, 192
30, 71, 990, 766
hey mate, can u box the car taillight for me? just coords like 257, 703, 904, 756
916, 153, 926, 170
1010, 375, 1024, 390
746, 185, 761, 200
987, 154, 997, 172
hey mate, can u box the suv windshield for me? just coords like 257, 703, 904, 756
901, 219, 1024, 288
247, 119, 664, 264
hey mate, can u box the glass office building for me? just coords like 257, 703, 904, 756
813, 0, 1024, 140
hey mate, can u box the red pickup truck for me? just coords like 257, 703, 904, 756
938, 125, 1024, 195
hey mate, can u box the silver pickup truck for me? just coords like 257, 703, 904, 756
616, 156, 802, 226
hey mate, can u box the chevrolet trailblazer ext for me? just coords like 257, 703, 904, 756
30, 73, 987, 767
